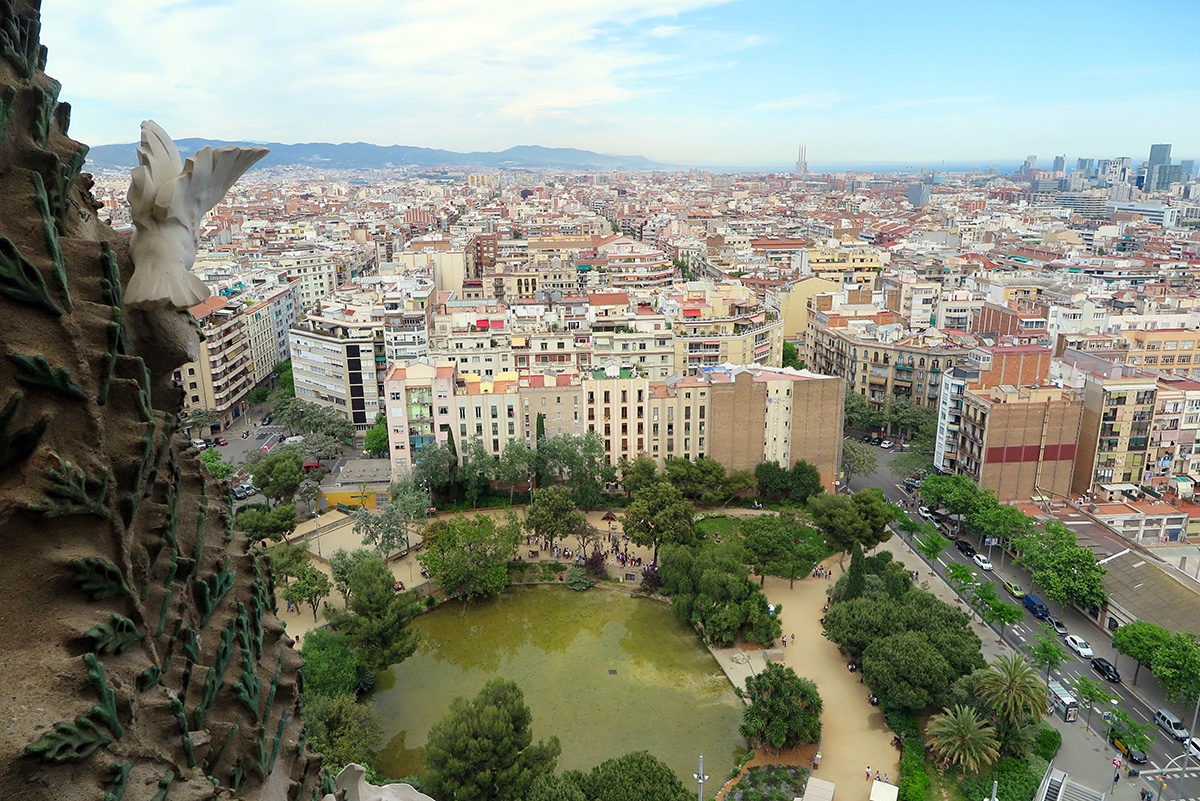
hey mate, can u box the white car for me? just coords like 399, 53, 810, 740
1186, 736, 1200, 759
1065, 635, 1093, 659
880, 440, 894, 449
972, 554, 993, 571
918, 506, 935, 520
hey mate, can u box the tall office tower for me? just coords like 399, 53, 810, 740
795, 144, 808, 176
1023, 155, 1038, 175
1076, 157, 1094, 174
1053, 154, 1066, 173
1181, 160, 1195, 181
1148, 143, 1172, 190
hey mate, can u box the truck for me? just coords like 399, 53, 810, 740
1024, 592, 1050, 619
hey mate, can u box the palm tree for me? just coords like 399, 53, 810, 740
927, 705, 1000, 775
974, 653, 1046, 729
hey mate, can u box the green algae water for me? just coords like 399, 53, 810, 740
370, 586, 746, 783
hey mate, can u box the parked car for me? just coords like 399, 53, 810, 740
880, 440, 894, 449
1065, 634, 1093, 658
869, 436, 883, 445
1186, 736, 1200, 759
1091, 657, 1121, 683
973, 554, 993, 571
232, 486, 248, 500
1003, 580, 1025, 598
261, 414, 272, 425
861, 435, 873, 443
190, 439, 208, 450
1048, 616, 1068, 636
213, 436, 228, 446
237, 483, 257, 497
918, 505, 934, 520
1111, 732, 1148, 764
954, 539, 976, 557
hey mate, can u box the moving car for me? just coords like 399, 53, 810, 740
880, 440, 894, 449
1065, 634, 1093, 658
213, 436, 228, 446
1185, 736, 1200, 759
1048, 616, 1068, 636
1003, 580, 1025, 598
1091, 657, 1121, 683
918, 505, 934, 520
190, 439, 208, 450
973, 554, 993, 571
1110, 732, 1148, 764
955, 539, 976, 557
261, 414, 272, 425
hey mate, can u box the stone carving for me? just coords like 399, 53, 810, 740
125, 120, 266, 309
325, 764, 439, 801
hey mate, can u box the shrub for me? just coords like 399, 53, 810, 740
960, 758, 1047, 801
639, 569, 662, 594
584, 549, 608, 579
565, 566, 595, 591
728, 765, 810, 801
1031, 724, 1061, 761
898, 740, 929, 801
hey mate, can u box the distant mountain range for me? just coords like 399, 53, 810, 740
85, 138, 668, 172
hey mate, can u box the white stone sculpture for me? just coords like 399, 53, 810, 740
125, 120, 267, 309
322, 763, 438, 801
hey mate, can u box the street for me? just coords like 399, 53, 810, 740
849, 440, 1200, 801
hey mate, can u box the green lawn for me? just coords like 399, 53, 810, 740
696, 515, 741, 540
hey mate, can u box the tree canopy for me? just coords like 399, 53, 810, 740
1112, 620, 1170, 683
740, 663, 823, 751
1152, 631, 1200, 704
621, 481, 695, 565
281, 563, 332, 621
419, 512, 521, 600
423, 679, 560, 801
659, 542, 781, 647
354, 476, 427, 557
251, 451, 305, 507
525, 485, 590, 553
234, 502, 297, 543
300, 628, 362, 698
325, 554, 421, 671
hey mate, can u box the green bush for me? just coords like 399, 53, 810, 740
898, 741, 929, 801
565, 566, 595, 591
728, 765, 809, 801
1032, 723, 1062, 761
960, 758, 1047, 801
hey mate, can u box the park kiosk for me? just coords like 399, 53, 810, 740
1048, 681, 1079, 722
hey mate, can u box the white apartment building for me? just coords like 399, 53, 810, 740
243, 279, 301, 385
177, 296, 255, 430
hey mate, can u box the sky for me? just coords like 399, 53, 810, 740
40, 0, 1200, 169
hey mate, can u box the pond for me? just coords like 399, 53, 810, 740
370, 585, 747, 784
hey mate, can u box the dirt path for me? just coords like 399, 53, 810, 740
757, 559, 900, 797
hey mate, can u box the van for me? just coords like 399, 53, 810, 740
283, 435, 305, 445
1155, 708, 1190, 741
1024, 593, 1050, 619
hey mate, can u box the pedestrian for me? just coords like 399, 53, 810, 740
865, 766, 871, 780
874, 771, 880, 781
782, 637, 787, 648
883, 774, 889, 784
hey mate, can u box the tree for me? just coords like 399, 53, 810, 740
754, 461, 791, 501
413, 439, 459, 499
355, 477, 427, 557
326, 554, 421, 671
808, 489, 894, 564
282, 563, 332, 621
568, 431, 617, 509
252, 451, 305, 507
276, 432, 345, 461
740, 513, 823, 587
576, 751, 691, 801
619, 455, 659, 497
199, 448, 235, 479
926, 705, 1000, 775
329, 548, 377, 603
981, 597, 1023, 640
1109, 708, 1155, 755
419, 512, 521, 600
1112, 620, 1169, 683
787, 459, 824, 505
246, 385, 271, 405
967, 504, 1033, 557
739, 662, 823, 752
304, 694, 383, 775
235, 503, 298, 543
181, 407, 220, 432
974, 654, 1046, 731
659, 543, 781, 647
913, 524, 949, 564
1028, 624, 1069, 685
528, 775, 586, 801
843, 387, 879, 431
665, 456, 728, 506
525, 485, 589, 553
272, 360, 294, 400
1072, 675, 1114, 733
781, 340, 805, 370
498, 439, 537, 503
1152, 631, 1200, 704
300, 628, 362, 698
622, 481, 695, 565
1034, 544, 1107, 613
843, 542, 867, 600
264, 542, 309, 585
273, 397, 355, 440
363, 413, 388, 457
840, 439, 877, 484
920, 474, 989, 519
460, 437, 496, 508
862, 630, 956, 711
423, 679, 560, 801
295, 480, 321, 516
1011, 520, 1075, 576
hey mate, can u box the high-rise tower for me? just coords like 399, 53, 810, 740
795, 144, 808, 176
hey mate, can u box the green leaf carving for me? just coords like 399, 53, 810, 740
30, 452, 110, 518
197, 561, 235, 627
102, 760, 132, 801
84, 614, 142, 655
71, 556, 129, 601
0, 2, 40, 78
9, 353, 85, 399
25, 654, 123, 761
29, 171, 70, 311
0, 235, 60, 315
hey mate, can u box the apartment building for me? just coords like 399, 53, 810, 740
1147, 375, 1200, 493
177, 296, 255, 429
243, 279, 301, 386
881, 275, 942, 328
954, 385, 1083, 502
661, 282, 784, 369
1119, 328, 1200, 376
804, 245, 885, 284
289, 327, 382, 439
1072, 366, 1158, 494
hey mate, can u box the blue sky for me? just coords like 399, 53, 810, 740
41, 0, 1200, 168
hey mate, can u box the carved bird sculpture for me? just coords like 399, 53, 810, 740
125, 120, 268, 309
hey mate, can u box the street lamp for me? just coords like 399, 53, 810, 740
692, 755, 708, 801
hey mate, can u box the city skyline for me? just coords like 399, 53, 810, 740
43, 0, 1199, 167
